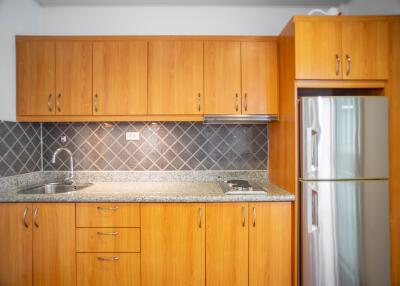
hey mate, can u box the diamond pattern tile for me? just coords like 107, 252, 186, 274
42, 122, 268, 171
0, 121, 41, 177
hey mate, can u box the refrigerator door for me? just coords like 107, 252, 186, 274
301, 180, 391, 286
300, 96, 388, 180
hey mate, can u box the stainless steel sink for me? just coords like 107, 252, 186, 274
17, 182, 92, 195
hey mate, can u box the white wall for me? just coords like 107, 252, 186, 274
341, 0, 400, 14
0, 0, 42, 121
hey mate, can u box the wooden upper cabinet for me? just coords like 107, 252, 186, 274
141, 203, 205, 286
295, 21, 342, 80
17, 40, 55, 116
148, 41, 203, 115
0, 204, 33, 286
341, 21, 389, 79
33, 203, 76, 286
249, 202, 292, 286
242, 41, 279, 115
205, 41, 242, 114
55, 41, 93, 115
93, 41, 148, 115
206, 203, 249, 286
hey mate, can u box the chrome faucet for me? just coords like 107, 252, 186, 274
52, 148, 74, 183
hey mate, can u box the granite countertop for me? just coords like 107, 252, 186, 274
0, 171, 295, 203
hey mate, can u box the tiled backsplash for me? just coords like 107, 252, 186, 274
42, 122, 268, 171
0, 121, 41, 177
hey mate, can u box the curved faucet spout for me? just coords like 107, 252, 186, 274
52, 148, 74, 183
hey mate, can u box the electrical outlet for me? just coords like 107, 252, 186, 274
126, 132, 140, 141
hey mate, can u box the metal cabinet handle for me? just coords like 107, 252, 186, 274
346, 54, 351, 76
335, 54, 341, 76
97, 256, 119, 262
312, 190, 319, 227
198, 207, 202, 228
97, 206, 119, 211
244, 93, 248, 112
56, 94, 61, 112
241, 206, 246, 227
253, 207, 256, 227
23, 207, 29, 228
197, 93, 201, 112
47, 94, 53, 112
93, 94, 98, 113
311, 129, 318, 170
33, 207, 39, 228
235, 94, 239, 112
97, 231, 119, 236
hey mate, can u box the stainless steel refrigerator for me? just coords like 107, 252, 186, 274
299, 96, 391, 286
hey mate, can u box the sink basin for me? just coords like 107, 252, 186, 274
17, 182, 92, 195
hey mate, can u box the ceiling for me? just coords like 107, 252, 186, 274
34, 0, 350, 6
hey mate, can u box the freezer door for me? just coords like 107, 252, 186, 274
301, 180, 391, 286
300, 96, 388, 180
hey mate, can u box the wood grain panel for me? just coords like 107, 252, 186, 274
76, 203, 140, 227
342, 21, 389, 80
17, 40, 55, 115
55, 41, 92, 115
204, 41, 242, 114
33, 203, 76, 286
242, 41, 279, 115
206, 203, 248, 286
148, 41, 203, 115
93, 41, 148, 115
249, 202, 292, 286
141, 203, 205, 286
295, 21, 342, 79
76, 228, 140, 253
0, 204, 33, 286
77, 253, 140, 286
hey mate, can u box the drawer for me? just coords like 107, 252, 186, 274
76, 203, 140, 227
77, 253, 140, 286
76, 228, 140, 253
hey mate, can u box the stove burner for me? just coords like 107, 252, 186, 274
226, 180, 253, 191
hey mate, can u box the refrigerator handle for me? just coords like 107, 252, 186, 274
312, 189, 319, 228
311, 129, 318, 171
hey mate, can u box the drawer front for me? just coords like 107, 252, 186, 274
76, 203, 140, 227
76, 228, 140, 253
77, 253, 140, 286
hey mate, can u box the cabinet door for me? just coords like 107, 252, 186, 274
342, 21, 389, 79
55, 41, 92, 115
206, 203, 248, 286
17, 40, 55, 115
249, 202, 292, 286
295, 21, 342, 79
148, 41, 203, 115
0, 204, 33, 286
33, 203, 76, 286
141, 203, 205, 286
242, 41, 279, 115
204, 41, 242, 114
93, 41, 148, 115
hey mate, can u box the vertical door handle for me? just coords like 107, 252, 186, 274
310, 129, 318, 170
198, 207, 202, 228
235, 94, 239, 112
93, 94, 98, 113
23, 207, 29, 228
47, 94, 53, 112
252, 207, 256, 227
244, 93, 248, 112
56, 94, 61, 112
241, 206, 246, 227
33, 207, 39, 228
198, 93, 201, 112
335, 54, 341, 76
345, 54, 351, 76
312, 190, 318, 227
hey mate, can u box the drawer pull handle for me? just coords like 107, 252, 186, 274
97, 231, 119, 236
97, 256, 119, 262
97, 206, 119, 211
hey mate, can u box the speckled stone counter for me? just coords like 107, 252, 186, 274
0, 171, 295, 203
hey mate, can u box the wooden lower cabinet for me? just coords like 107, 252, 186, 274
206, 203, 249, 286
77, 253, 141, 286
249, 202, 292, 286
0, 203, 33, 286
141, 203, 206, 286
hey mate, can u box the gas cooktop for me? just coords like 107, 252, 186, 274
220, 180, 267, 195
